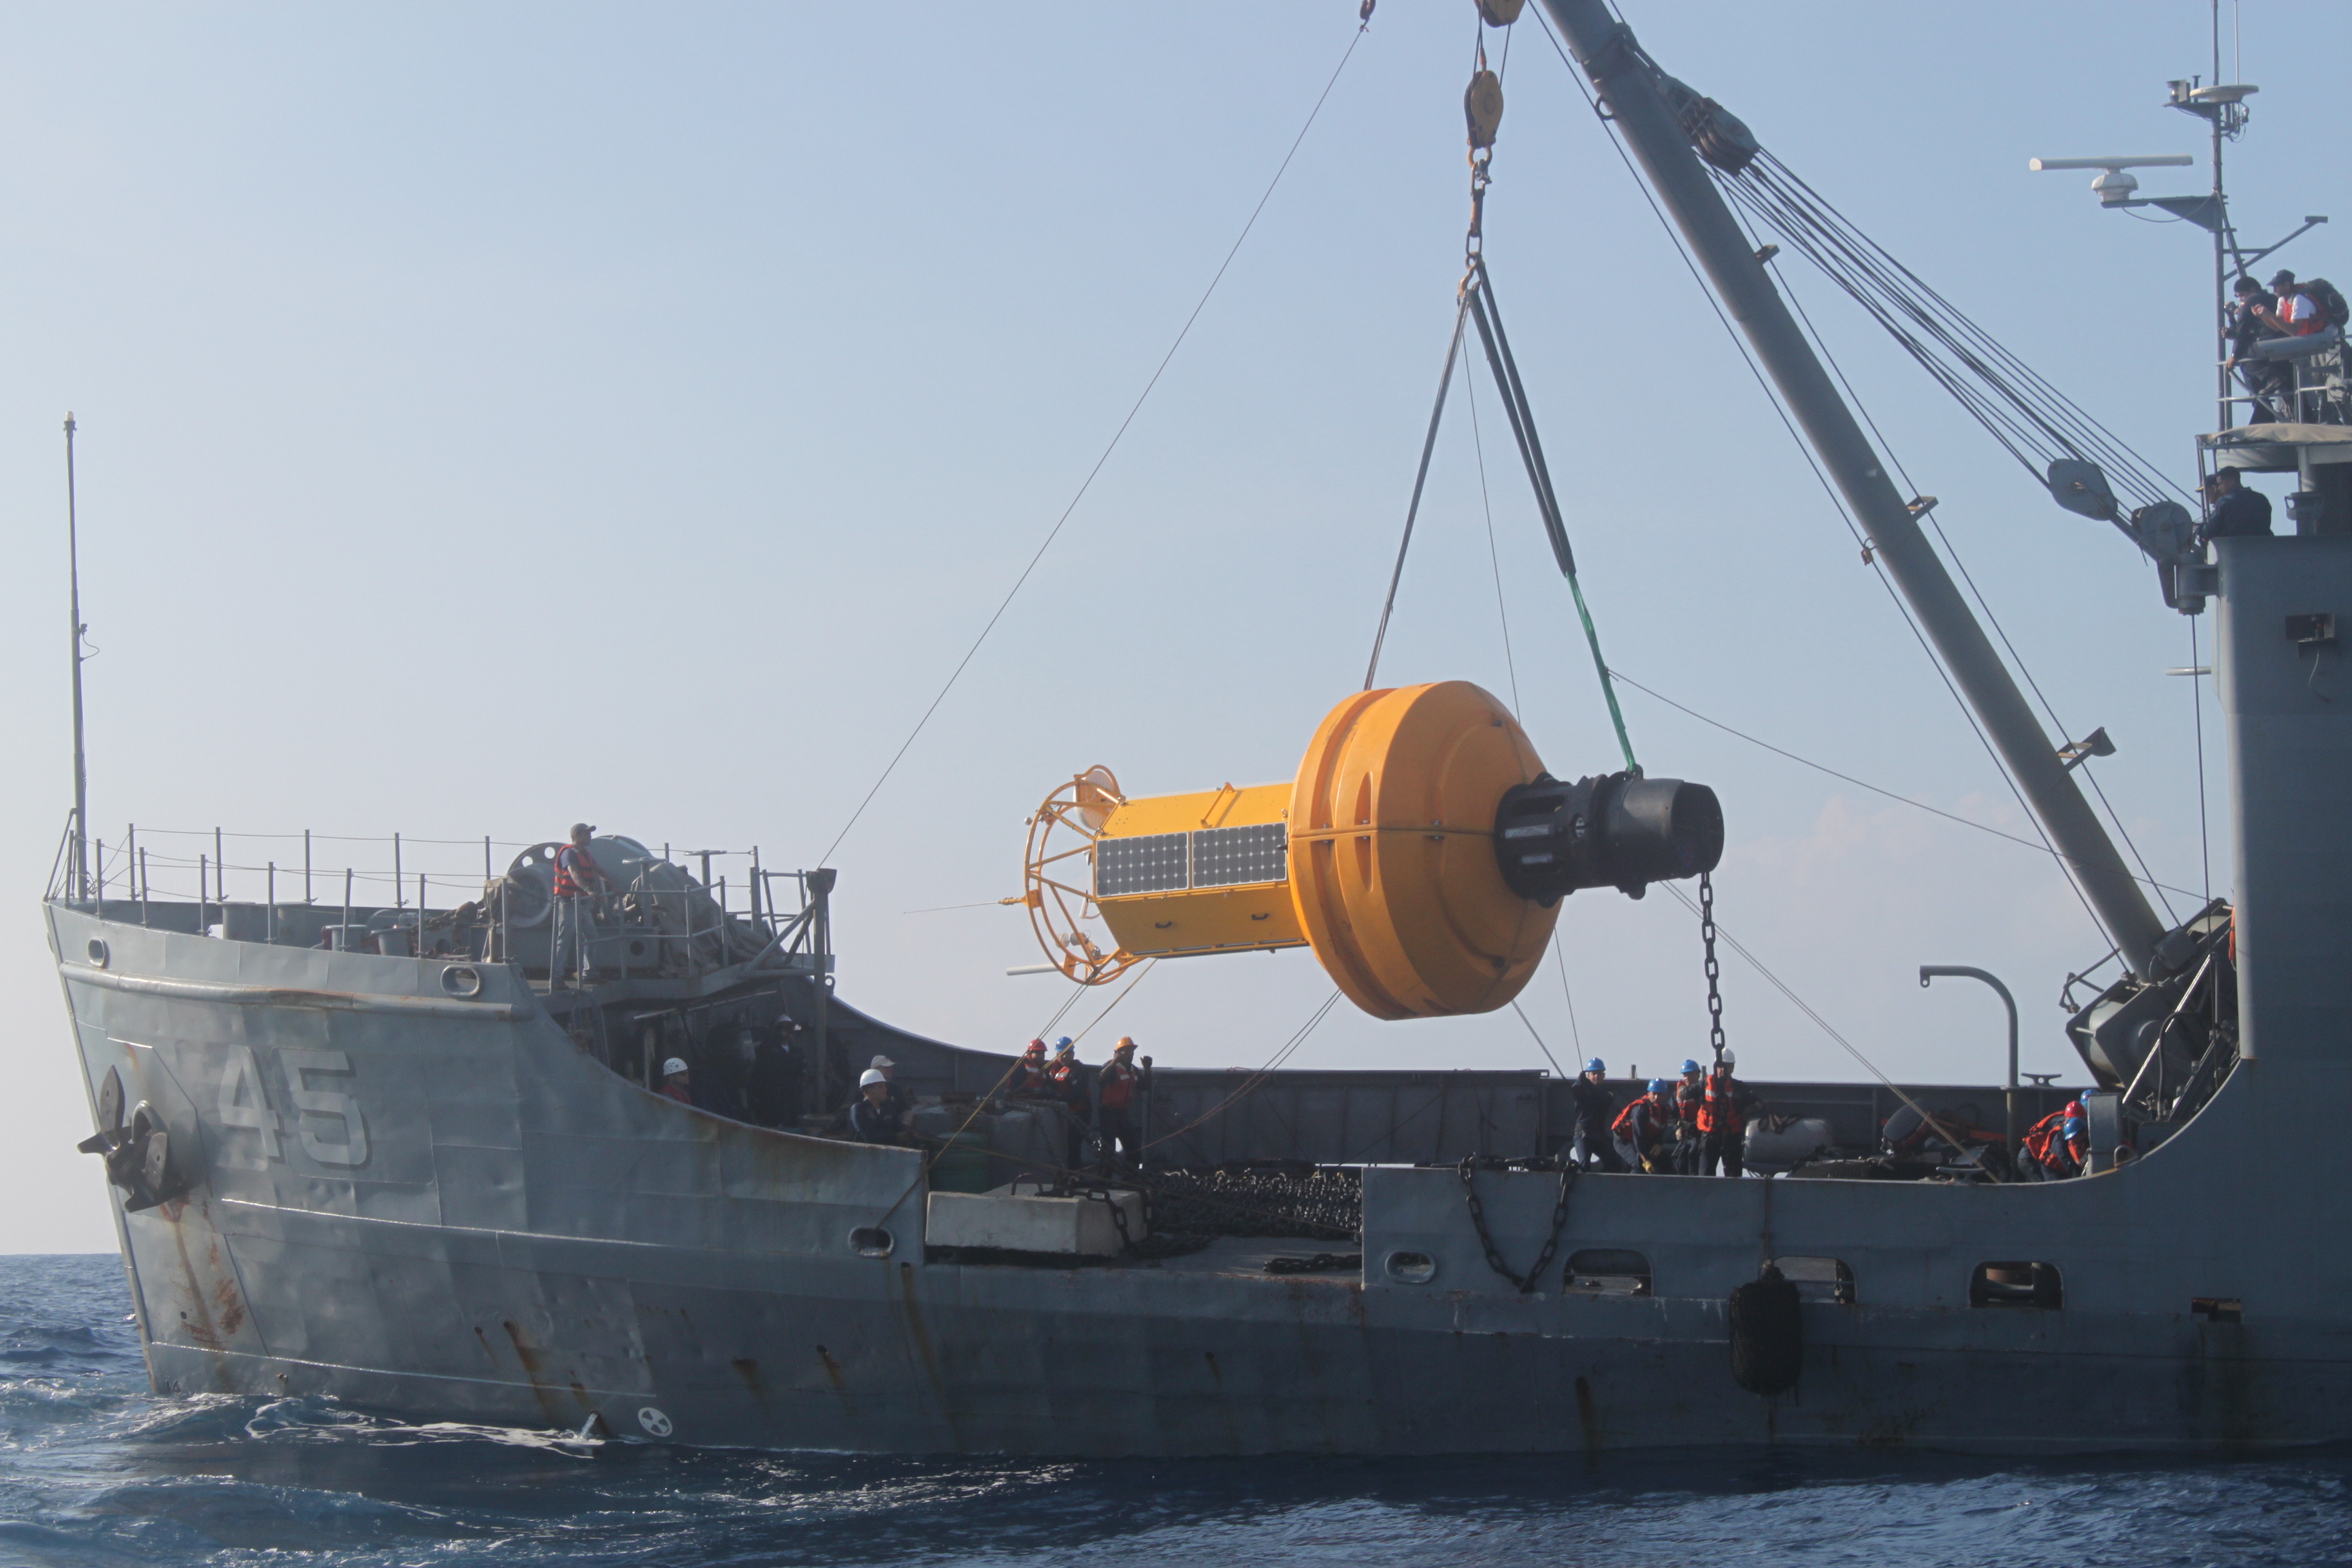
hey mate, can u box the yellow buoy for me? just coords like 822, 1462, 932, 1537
1018, 680, 1722, 1019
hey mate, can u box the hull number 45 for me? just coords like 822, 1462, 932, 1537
218, 1046, 370, 1168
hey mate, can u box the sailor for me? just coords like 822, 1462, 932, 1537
1009, 1039, 1054, 1098
746, 1021, 800, 1127
1569, 1060, 1627, 1173
848, 1068, 909, 1145
2198, 468, 2274, 546
1049, 1039, 1095, 1171
657, 1056, 694, 1107
1671, 1058, 1708, 1173
868, 1054, 911, 1119
1695, 1051, 1762, 1177
551, 822, 615, 985
2021, 1100, 2089, 1179
2226, 275, 2292, 423
2254, 270, 2325, 338
1095, 1036, 1149, 1173
1611, 1080, 1677, 1173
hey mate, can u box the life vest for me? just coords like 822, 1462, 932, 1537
1674, 1080, 1705, 1128
1012, 1060, 1051, 1095
2023, 1108, 2076, 1171
1099, 1058, 1140, 1111
553, 843, 600, 897
1696, 1073, 1747, 1136
1612, 1096, 1668, 1150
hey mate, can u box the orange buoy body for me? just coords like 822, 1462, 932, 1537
1286, 681, 1556, 1019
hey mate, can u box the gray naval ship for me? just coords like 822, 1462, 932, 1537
46, 0, 2352, 1453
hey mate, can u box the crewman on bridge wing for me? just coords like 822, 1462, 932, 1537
1095, 1036, 1149, 1174
1696, 1051, 1763, 1178
1569, 1060, 1627, 1172
1612, 1080, 1677, 1173
2198, 467, 2274, 548
2021, 1099, 2089, 1179
1671, 1058, 1708, 1173
659, 1056, 694, 1107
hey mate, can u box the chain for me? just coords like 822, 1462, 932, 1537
1700, 869, 1727, 1065
1081, 1186, 1137, 1258
1456, 1156, 1578, 1295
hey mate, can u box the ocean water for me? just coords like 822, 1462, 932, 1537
0, 1255, 2343, 1568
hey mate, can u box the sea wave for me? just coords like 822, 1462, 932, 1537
0, 1256, 2342, 1568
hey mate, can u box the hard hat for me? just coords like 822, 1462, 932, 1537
662, 1057, 689, 1077
1648, 1078, 1671, 1094
1681, 1059, 1702, 1075
1055, 1036, 1075, 1049
1114, 1036, 1137, 1050
2065, 1099, 2085, 1115
1584, 1058, 1606, 1074
870, 1055, 895, 1069
1024, 1039, 1047, 1054
860, 1068, 888, 1088
1719, 1048, 1737, 1068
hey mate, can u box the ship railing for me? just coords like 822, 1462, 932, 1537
50, 823, 825, 989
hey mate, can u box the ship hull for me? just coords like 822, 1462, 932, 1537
50, 899, 2349, 1456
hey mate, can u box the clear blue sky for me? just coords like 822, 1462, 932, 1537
3, 2, 2340, 1250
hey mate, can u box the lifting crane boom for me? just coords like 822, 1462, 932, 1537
1535, 0, 2168, 978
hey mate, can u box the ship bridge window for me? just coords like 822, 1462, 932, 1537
1771, 1256, 1856, 1305
1970, 1261, 2061, 1309
1563, 1249, 1651, 1296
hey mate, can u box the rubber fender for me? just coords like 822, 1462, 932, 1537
1727, 1263, 1802, 1395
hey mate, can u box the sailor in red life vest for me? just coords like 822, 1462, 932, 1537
1009, 1039, 1054, 1098
2021, 1100, 2090, 1179
1095, 1036, 1150, 1173
551, 823, 615, 985
1695, 1051, 1762, 1177
657, 1056, 693, 1106
1612, 1079, 1677, 1173
1671, 1059, 1707, 1173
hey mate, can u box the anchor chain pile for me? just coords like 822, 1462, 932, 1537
1140, 1167, 1361, 1242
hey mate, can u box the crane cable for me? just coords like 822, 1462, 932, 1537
1364, 22, 1638, 777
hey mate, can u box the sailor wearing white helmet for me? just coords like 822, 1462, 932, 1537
849, 1068, 910, 1147
868, 1054, 910, 1119
658, 1056, 693, 1107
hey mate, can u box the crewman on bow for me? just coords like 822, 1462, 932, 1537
1010, 1039, 1053, 1098
1612, 1079, 1677, 1173
849, 1068, 910, 1146
1050, 1039, 1094, 1171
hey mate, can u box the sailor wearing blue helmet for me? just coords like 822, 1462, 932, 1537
1569, 1058, 1625, 1171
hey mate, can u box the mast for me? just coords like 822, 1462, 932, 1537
1536, 0, 2170, 978
65, 412, 89, 904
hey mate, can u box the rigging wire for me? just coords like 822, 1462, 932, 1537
1365, 300, 1471, 689
1764, 259, 2183, 922
1464, 365, 1524, 718
1509, 999, 1567, 1078
1605, 668, 2204, 902
1529, 8, 2110, 945
1658, 879, 1995, 1177
818, 16, 1373, 866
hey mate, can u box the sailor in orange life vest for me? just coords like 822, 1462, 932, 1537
658, 1057, 693, 1106
1696, 1050, 1764, 1178
1095, 1037, 1151, 1174
1611, 1079, 1677, 1173
1671, 1059, 1708, 1174
2021, 1100, 2090, 1180
551, 822, 616, 985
